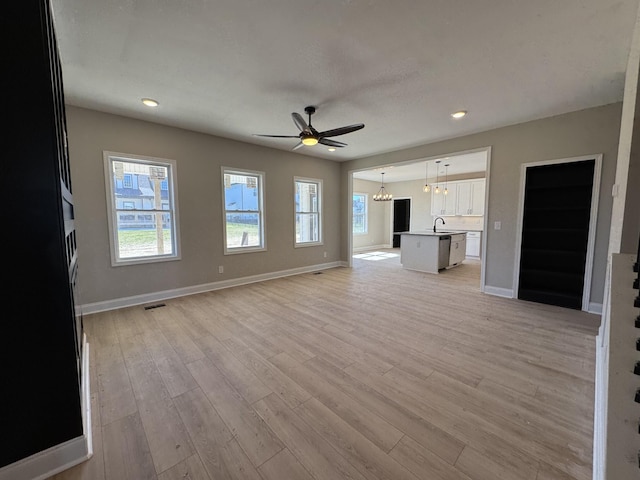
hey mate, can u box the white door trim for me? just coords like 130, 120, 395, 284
512, 154, 603, 311
479, 146, 492, 294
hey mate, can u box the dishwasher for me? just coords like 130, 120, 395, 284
448, 234, 467, 267
438, 236, 451, 270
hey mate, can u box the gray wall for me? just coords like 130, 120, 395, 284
342, 103, 622, 305
67, 106, 342, 305
352, 178, 391, 249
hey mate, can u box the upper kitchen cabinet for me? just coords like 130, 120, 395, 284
431, 187, 456, 216
456, 179, 485, 216
432, 179, 486, 216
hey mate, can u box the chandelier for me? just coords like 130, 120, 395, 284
373, 172, 393, 201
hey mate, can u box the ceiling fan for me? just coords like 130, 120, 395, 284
254, 106, 364, 150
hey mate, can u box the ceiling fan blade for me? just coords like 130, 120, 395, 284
292, 112, 311, 133
318, 123, 364, 138
253, 134, 300, 138
318, 138, 347, 147
292, 142, 305, 151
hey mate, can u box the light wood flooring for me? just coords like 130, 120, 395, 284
52, 254, 600, 480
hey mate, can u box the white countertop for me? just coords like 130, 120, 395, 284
402, 231, 467, 236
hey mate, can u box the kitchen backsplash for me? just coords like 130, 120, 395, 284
433, 215, 484, 231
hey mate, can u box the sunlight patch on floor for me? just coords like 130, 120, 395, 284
352, 251, 400, 261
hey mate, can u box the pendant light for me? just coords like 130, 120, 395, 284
444, 163, 450, 195
423, 161, 430, 193
434, 160, 441, 194
373, 172, 393, 201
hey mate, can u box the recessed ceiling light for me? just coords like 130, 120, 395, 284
451, 110, 467, 119
142, 98, 159, 107
328, 147, 336, 152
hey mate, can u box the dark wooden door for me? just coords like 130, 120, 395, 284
393, 199, 411, 247
518, 160, 595, 309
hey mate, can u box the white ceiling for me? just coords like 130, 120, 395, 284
52, 0, 639, 162
353, 150, 487, 183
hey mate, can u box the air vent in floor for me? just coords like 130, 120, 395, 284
144, 303, 166, 310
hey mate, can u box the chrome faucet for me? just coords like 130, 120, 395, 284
433, 217, 445, 233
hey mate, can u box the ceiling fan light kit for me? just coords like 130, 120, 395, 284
254, 105, 364, 151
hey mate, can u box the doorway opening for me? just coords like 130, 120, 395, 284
349, 148, 491, 290
392, 198, 411, 248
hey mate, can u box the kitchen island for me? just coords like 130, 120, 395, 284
400, 231, 467, 274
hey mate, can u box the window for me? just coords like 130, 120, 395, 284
353, 193, 368, 234
123, 174, 133, 188
295, 177, 322, 246
222, 168, 265, 253
104, 152, 180, 266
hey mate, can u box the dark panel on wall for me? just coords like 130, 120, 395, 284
393, 199, 411, 248
518, 160, 595, 309
1, 0, 83, 468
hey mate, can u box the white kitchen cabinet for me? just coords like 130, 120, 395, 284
442, 191, 456, 216
466, 231, 481, 257
433, 179, 485, 217
455, 180, 485, 215
456, 182, 472, 215
431, 189, 446, 216
431, 185, 456, 216
469, 180, 485, 215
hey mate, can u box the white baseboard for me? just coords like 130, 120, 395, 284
81, 261, 344, 314
81, 336, 93, 461
0, 336, 92, 480
0, 436, 89, 480
352, 244, 393, 253
484, 286, 514, 298
588, 302, 604, 315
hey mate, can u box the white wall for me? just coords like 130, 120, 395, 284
352, 178, 391, 250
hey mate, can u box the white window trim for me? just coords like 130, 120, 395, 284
222, 166, 266, 255
353, 192, 368, 235
103, 151, 181, 267
294, 176, 323, 248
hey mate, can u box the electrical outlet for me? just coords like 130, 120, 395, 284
218, 266, 224, 274
494, 221, 501, 230
324, 252, 327, 258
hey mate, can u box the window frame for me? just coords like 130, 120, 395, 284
222, 167, 266, 255
294, 176, 323, 247
103, 151, 181, 267
353, 192, 368, 235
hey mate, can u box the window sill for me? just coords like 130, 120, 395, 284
224, 246, 267, 255
295, 241, 324, 248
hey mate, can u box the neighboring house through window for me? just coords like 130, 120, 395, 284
222, 167, 265, 253
295, 177, 322, 246
103, 152, 180, 265
353, 193, 368, 234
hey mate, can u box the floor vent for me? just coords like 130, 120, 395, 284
144, 303, 166, 310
